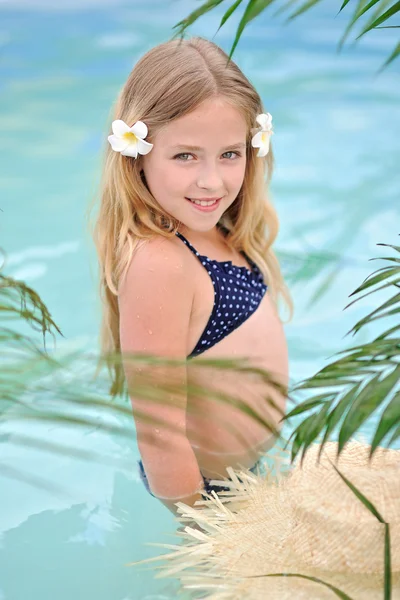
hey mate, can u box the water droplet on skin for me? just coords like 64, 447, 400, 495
155, 428, 160, 434
148, 330, 153, 335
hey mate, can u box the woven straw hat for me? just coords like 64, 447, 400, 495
130, 440, 400, 599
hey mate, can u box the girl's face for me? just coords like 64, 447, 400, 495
142, 96, 247, 234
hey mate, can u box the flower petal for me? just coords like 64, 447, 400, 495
112, 119, 130, 137
257, 138, 270, 157
257, 147, 267, 158
108, 134, 130, 152
131, 121, 148, 139
137, 138, 153, 156
251, 131, 271, 157
256, 113, 272, 131
121, 143, 139, 158
251, 131, 263, 148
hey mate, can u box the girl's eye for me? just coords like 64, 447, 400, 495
222, 151, 241, 159
173, 153, 193, 161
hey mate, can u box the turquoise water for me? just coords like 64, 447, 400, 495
1, 1, 399, 598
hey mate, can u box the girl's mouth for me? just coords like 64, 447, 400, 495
185, 197, 222, 212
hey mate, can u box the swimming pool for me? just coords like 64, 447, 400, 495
1, 1, 399, 598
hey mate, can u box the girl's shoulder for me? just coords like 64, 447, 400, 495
119, 232, 194, 299
118, 233, 195, 357
134, 232, 192, 271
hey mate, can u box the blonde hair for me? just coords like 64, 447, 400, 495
88, 36, 293, 395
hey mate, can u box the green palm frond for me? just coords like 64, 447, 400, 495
216, 0, 245, 34
330, 460, 392, 599
0, 273, 63, 345
356, 0, 400, 39
284, 238, 400, 462
337, 0, 392, 50
174, 0, 400, 69
172, 0, 227, 38
378, 40, 400, 72
247, 573, 354, 599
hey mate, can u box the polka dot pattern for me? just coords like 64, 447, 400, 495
175, 231, 268, 359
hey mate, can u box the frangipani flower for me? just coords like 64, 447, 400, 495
108, 119, 153, 158
251, 112, 274, 158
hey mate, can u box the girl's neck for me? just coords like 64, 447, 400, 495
179, 222, 228, 245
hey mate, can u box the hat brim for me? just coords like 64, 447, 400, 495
131, 440, 400, 599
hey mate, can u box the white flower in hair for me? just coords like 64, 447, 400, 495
251, 112, 274, 157
108, 119, 153, 158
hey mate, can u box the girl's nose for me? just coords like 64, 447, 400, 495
196, 164, 223, 191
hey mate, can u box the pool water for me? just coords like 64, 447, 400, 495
0, 1, 399, 598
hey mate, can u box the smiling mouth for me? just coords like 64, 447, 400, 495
186, 197, 221, 207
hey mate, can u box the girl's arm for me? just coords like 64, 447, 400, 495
118, 235, 205, 514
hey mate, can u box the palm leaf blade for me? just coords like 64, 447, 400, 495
330, 462, 391, 598
229, 0, 274, 60
252, 573, 354, 599
217, 0, 244, 32
338, 365, 400, 451
371, 391, 400, 452
287, 0, 324, 22
356, 0, 400, 39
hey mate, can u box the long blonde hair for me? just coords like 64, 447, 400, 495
89, 36, 293, 395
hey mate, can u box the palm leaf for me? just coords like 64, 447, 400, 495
272, 0, 303, 18
339, 0, 352, 10
371, 390, 400, 452
285, 0, 324, 22
330, 461, 391, 599
174, 0, 399, 69
337, 0, 389, 50
243, 0, 277, 21
338, 364, 400, 451
387, 421, 400, 445
172, 0, 227, 38
248, 573, 353, 599
216, 0, 244, 33
377, 40, 400, 72
317, 383, 364, 462
295, 402, 332, 463
345, 267, 400, 302
356, 0, 400, 39
228, 0, 268, 60
284, 240, 400, 460
0, 273, 63, 342
280, 392, 334, 418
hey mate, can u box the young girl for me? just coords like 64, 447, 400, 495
93, 37, 293, 517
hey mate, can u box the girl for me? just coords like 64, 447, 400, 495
93, 37, 293, 517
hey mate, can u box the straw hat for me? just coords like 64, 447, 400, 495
130, 440, 400, 599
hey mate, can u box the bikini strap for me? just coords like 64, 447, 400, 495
175, 231, 202, 258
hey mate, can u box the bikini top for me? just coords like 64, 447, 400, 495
175, 227, 268, 359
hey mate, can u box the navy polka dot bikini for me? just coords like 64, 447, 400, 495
175, 226, 268, 359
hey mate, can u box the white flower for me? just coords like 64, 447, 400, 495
251, 112, 274, 158
107, 119, 153, 158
